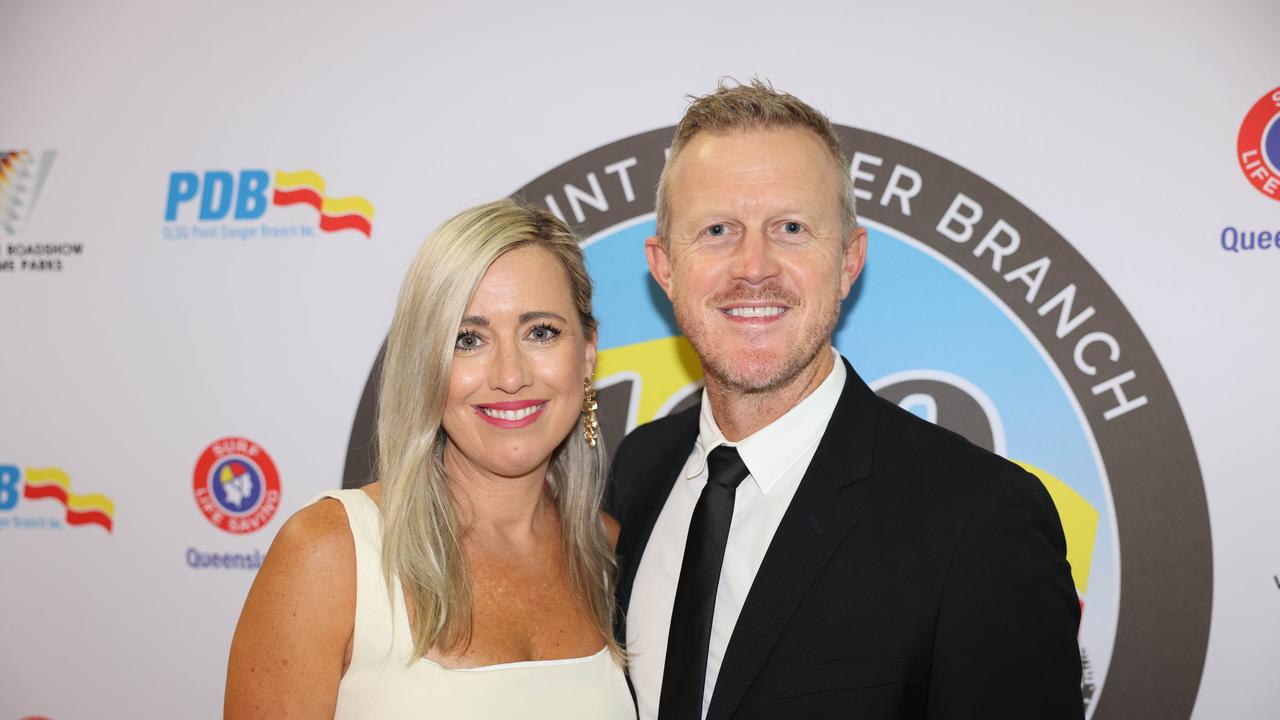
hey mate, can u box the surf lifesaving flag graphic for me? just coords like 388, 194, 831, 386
22, 467, 115, 532
272, 170, 375, 238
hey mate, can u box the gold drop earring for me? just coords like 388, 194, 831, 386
582, 380, 600, 448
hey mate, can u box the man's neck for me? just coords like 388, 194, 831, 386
704, 347, 835, 442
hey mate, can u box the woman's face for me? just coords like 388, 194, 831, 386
442, 245, 596, 481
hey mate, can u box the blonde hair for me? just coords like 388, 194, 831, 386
655, 78, 857, 242
376, 198, 620, 662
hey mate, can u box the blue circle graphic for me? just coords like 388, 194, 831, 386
209, 457, 265, 515
1264, 113, 1280, 172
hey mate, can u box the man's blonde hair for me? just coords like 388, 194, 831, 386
655, 78, 857, 243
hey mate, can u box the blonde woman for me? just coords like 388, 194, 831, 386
225, 200, 633, 719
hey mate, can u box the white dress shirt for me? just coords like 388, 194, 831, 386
626, 350, 846, 720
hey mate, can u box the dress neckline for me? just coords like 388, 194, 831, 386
341, 491, 614, 676
419, 646, 611, 673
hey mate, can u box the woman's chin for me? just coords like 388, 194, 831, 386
468, 450, 557, 481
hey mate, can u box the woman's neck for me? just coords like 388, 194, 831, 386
442, 443, 556, 549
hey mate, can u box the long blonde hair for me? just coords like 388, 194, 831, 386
376, 198, 620, 661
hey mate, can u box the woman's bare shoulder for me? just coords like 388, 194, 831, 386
238, 496, 358, 630
224, 497, 357, 718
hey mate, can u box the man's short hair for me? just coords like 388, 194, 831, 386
655, 78, 858, 244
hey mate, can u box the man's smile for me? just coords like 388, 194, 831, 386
720, 304, 789, 322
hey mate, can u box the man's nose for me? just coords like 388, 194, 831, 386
490, 339, 533, 394
730, 229, 781, 284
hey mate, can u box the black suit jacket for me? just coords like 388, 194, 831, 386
607, 359, 1083, 719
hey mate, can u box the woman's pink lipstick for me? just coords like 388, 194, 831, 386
473, 399, 547, 429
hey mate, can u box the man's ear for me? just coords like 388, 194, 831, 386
839, 226, 868, 299
645, 236, 675, 299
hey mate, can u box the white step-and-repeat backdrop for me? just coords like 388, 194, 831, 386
3, 1, 1277, 717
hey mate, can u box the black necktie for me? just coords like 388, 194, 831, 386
657, 445, 750, 720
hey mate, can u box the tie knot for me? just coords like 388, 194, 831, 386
705, 445, 750, 490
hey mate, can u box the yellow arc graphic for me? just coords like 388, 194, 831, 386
1013, 461, 1099, 595
596, 336, 703, 427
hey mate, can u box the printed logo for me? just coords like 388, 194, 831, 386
163, 169, 374, 240
344, 126, 1210, 720
1237, 85, 1280, 200
184, 546, 265, 571
0, 149, 81, 273
192, 437, 281, 534
0, 465, 114, 532
0, 150, 56, 235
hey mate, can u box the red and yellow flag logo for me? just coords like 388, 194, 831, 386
22, 467, 115, 532
272, 170, 375, 239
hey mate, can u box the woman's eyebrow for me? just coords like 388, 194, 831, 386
459, 311, 567, 326
519, 311, 568, 324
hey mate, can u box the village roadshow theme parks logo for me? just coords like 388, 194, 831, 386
0, 149, 84, 273
344, 126, 1211, 719
0, 150, 56, 236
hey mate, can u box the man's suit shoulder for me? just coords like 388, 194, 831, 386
612, 402, 699, 468
605, 403, 699, 517
866, 393, 1051, 515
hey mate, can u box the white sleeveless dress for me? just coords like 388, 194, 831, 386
317, 489, 635, 720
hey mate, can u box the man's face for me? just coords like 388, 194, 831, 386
647, 127, 866, 394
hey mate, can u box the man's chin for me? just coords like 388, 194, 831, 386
704, 354, 797, 395
698, 335, 835, 395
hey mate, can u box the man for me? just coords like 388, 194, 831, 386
606, 80, 1083, 719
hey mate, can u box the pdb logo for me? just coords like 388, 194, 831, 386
193, 437, 281, 534
163, 169, 374, 237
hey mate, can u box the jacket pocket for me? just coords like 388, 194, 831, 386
776, 650, 898, 698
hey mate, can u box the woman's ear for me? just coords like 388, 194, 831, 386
584, 332, 598, 382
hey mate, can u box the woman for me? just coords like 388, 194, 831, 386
225, 199, 632, 719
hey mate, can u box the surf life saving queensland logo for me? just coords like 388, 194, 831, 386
1224, 85, 1280, 255
341, 125, 1211, 720
193, 436, 281, 535
188, 437, 280, 572
1237, 85, 1280, 202
162, 169, 374, 240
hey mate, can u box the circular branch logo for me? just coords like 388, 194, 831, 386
1237, 85, 1280, 200
343, 125, 1210, 720
193, 436, 281, 534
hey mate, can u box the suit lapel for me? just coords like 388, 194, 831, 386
614, 407, 701, 642
706, 360, 881, 720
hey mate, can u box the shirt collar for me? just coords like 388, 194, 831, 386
689, 348, 846, 494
